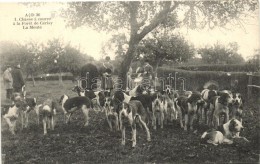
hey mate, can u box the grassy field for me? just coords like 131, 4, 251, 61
1, 80, 259, 163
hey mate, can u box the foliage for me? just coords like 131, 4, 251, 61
137, 33, 195, 68
0, 40, 93, 78
63, 1, 258, 88
157, 67, 249, 92
39, 39, 94, 75
176, 63, 259, 72
101, 34, 129, 57
198, 42, 245, 64
247, 49, 260, 66
0, 41, 41, 77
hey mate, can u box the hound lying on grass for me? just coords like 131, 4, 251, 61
201, 119, 249, 145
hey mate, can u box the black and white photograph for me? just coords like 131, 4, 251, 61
0, 1, 259, 163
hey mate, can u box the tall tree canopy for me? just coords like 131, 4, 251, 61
198, 42, 245, 64
64, 1, 258, 88
137, 33, 195, 69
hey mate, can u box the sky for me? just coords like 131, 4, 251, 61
0, 2, 259, 60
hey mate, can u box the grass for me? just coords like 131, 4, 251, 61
1, 80, 259, 163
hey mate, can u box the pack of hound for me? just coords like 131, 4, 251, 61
2, 80, 248, 147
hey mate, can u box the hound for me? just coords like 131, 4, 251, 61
11, 92, 41, 128
161, 91, 178, 126
104, 92, 119, 131
201, 119, 249, 145
175, 92, 204, 131
41, 99, 58, 135
119, 101, 151, 147
2, 100, 28, 135
230, 93, 244, 123
208, 92, 233, 128
72, 86, 105, 112
152, 93, 164, 129
59, 95, 92, 126
113, 91, 154, 125
198, 89, 217, 124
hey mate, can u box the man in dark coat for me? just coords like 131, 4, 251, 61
142, 60, 154, 88
101, 56, 114, 91
12, 63, 25, 92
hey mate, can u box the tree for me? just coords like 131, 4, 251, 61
64, 1, 258, 88
137, 33, 195, 70
198, 42, 245, 64
23, 42, 44, 86
40, 39, 94, 84
0, 41, 41, 86
247, 49, 260, 66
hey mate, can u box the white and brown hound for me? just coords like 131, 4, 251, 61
230, 93, 244, 123
11, 92, 41, 128
175, 92, 204, 131
60, 95, 92, 126
198, 89, 218, 124
2, 100, 28, 135
201, 119, 248, 145
41, 99, 58, 135
72, 86, 105, 112
119, 101, 151, 147
104, 92, 119, 131
161, 91, 178, 125
113, 91, 154, 125
152, 93, 164, 130
208, 91, 234, 128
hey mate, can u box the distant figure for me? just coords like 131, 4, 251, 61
136, 66, 144, 77
143, 60, 153, 78
3, 65, 13, 99
142, 60, 154, 87
12, 63, 25, 93
127, 65, 133, 90
80, 63, 99, 90
101, 56, 114, 91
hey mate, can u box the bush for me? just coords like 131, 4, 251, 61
156, 67, 253, 96
175, 63, 259, 72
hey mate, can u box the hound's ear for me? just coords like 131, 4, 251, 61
126, 103, 131, 113
98, 91, 105, 99
217, 91, 224, 96
187, 94, 194, 103
59, 95, 64, 104
241, 95, 245, 104
229, 119, 236, 132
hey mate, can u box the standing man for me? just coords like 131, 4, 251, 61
3, 65, 13, 99
101, 56, 114, 91
142, 60, 154, 88
12, 63, 25, 93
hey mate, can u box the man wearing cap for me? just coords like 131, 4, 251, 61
12, 63, 25, 93
142, 60, 154, 87
101, 56, 114, 91
3, 65, 13, 99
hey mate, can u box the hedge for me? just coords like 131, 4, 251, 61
156, 67, 259, 96
175, 63, 259, 72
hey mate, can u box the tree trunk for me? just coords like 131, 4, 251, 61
59, 69, 63, 85
119, 39, 139, 90
155, 58, 162, 72
31, 74, 36, 87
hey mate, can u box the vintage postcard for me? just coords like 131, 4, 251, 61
0, 1, 259, 163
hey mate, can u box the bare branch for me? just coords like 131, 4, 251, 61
137, 1, 179, 40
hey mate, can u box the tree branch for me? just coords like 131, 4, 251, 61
128, 2, 140, 37
138, 10, 148, 28
137, 1, 179, 40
